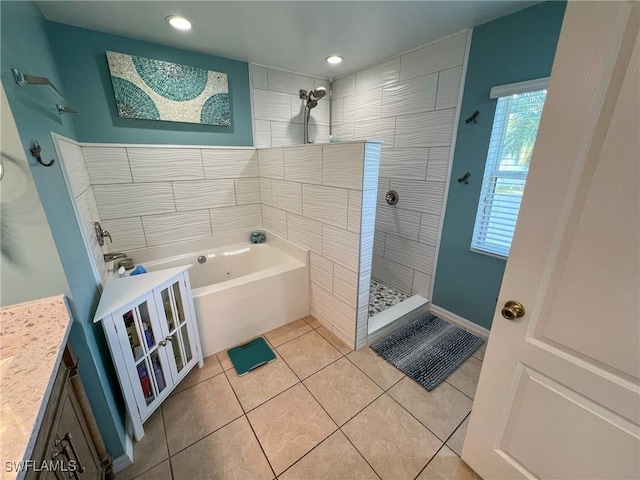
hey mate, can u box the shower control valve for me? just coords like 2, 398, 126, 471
385, 190, 399, 206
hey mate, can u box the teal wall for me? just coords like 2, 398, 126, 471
46, 22, 253, 146
1, 1, 127, 457
433, 1, 566, 330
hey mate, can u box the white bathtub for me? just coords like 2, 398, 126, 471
125, 232, 310, 356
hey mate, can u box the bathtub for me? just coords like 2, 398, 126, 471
125, 232, 310, 356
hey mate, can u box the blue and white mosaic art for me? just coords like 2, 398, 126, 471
106, 51, 230, 126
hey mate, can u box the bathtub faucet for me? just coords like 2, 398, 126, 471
103, 252, 128, 262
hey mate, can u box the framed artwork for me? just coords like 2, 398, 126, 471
106, 51, 231, 126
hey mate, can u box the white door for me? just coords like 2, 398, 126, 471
463, 2, 640, 479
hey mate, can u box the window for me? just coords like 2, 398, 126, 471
471, 79, 548, 258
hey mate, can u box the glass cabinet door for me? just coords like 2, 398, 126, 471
156, 279, 197, 381
118, 294, 171, 416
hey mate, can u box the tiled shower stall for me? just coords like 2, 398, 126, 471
248, 31, 469, 301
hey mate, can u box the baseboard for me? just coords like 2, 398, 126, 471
429, 304, 490, 339
112, 418, 134, 473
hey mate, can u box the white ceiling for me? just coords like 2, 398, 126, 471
37, 1, 539, 79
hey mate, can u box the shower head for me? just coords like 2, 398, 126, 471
305, 87, 327, 110
309, 87, 327, 100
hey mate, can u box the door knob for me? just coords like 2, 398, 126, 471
501, 301, 525, 320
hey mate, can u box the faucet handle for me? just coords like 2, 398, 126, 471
94, 221, 112, 246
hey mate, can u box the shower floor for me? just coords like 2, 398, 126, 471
369, 279, 410, 317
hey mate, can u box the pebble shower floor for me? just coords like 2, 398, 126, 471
368, 279, 410, 317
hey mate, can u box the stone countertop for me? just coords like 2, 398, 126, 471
0, 295, 73, 479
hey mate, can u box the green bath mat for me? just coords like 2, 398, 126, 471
227, 337, 276, 376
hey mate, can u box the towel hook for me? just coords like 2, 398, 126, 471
30, 141, 55, 167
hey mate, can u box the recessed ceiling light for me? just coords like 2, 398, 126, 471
166, 15, 192, 31
326, 55, 343, 65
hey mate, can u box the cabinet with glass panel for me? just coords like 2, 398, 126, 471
93, 266, 203, 440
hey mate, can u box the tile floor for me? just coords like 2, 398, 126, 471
116, 315, 486, 480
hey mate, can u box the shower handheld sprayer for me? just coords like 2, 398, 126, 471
300, 87, 327, 143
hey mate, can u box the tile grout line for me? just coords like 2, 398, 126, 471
221, 368, 279, 479
384, 386, 450, 446
160, 407, 176, 480
165, 410, 245, 460
125, 409, 172, 480
442, 411, 472, 457
264, 344, 341, 477
167, 358, 225, 398
342, 350, 405, 392
413, 442, 447, 480
295, 367, 386, 480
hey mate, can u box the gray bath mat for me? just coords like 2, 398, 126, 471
371, 313, 484, 391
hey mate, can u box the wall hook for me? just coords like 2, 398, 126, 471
465, 110, 479, 124
458, 172, 471, 184
30, 141, 55, 167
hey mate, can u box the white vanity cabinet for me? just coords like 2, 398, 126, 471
93, 266, 203, 440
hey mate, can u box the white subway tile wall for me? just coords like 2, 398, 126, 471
83, 147, 132, 185
333, 31, 469, 298
128, 148, 205, 182
142, 210, 213, 247
250, 64, 330, 146
80, 145, 264, 257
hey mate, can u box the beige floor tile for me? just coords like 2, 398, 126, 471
446, 415, 470, 456
446, 357, 483, 399
388, 377, 472, 441
163, 373, 243, 455
171, 416, 273, 480
247, 383, 337, 475
116, 410, 168, 480
276, 331, 342, 379
216, 349, 234, 371
347, 347, 404, 390
317, 326, 353, 355
416, 445, 481, 480
472, 342, 487, 361
304, 357, 382, 426
264, 318, 312, 347
170, 354, 223, 396
279, 430, 378, 480
342, 394, 442, 480
132, 460, 172, 480
304, 315, 322, 329
226, 355, 299, 411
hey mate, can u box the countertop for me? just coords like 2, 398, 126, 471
0, 295, 73, 478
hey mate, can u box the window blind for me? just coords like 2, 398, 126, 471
471, 88, 547, 258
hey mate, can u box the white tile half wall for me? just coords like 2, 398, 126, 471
258, 141, 380, 348
86, 145, 262, 253
332, 31, 470, 299
250, 64, 330, 147
55, 143, 264, 283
